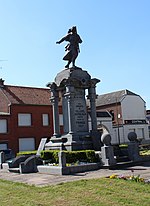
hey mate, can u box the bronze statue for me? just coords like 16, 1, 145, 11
56, 26, 82, 68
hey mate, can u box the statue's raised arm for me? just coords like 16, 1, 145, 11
56, 26, 82, 68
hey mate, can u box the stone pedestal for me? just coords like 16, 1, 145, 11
59, 151, 66, 167
0, 152, 5, 169
127, 132, 141, 162
45, 67, 100, 151
101, 133, 116, 167
128, 142, 141, 161
101, 146, 116, 166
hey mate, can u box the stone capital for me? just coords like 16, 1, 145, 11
90, 78, 100, 87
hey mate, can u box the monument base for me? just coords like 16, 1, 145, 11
46, 65, 101, 152
90, 130, 102, 151
45, 133, 93, 151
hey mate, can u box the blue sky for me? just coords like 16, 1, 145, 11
0, 0, 150, 108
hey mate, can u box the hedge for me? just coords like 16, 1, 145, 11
40, 150, 97, 163
40, 150, 59, 163
17, 150, 98, 164
17, 151, 37, 156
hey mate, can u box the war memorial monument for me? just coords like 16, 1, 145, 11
45, 26, 101, 151
0, 26, 144, 174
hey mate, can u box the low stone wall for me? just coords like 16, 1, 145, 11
37, 163, 101, 175
140, 155, 150, 162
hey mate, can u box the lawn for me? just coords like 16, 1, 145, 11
0, 178, 150, 206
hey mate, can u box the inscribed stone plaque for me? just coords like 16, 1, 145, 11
74, 89, 88, 132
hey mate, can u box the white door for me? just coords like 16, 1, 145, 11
19, 138, 35, 152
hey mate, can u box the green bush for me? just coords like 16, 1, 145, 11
140, 149, 150, 156
119, 144, 128, 148
40, 150, 97, 163
40, 150, 59, 163
17, 150, 98, 164
17, 151, 37, 156
65, 151, 87, 163
85, 150, 97, 162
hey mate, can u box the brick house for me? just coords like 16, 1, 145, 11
0, 79, 57, 154
95, 89, 149, 144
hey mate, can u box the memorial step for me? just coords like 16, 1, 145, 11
116, 156, 130, 163
116, 160, 138, 168
8, 167, 20, 173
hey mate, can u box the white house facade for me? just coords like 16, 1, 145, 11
94, 89, 150, 145
117, 94, 149, 144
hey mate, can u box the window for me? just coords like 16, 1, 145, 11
59, 114, 63, 126
129, 128, 136, 133
0, 143, 8, 150
19, 137, 35, 151
18, 114, 31, 126
42, 114, 49, 126
109, 110, 115, 121
0, 119, 7, 133
137, 128, 144, 139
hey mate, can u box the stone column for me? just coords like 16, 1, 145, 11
88, 79, 100, 131
87, 78, 101, 150
62, 92, 69, 133
65, 85, 75, 134
48, 83, 60, 137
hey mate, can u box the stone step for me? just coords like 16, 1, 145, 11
2, 163, 9, 170
110, 161, 134, 169
8, 167, 20, 173
116, 156, 130, 163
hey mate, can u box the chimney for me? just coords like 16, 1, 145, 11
0, 78, 4, 88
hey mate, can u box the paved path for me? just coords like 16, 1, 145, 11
0, 162, 150, 187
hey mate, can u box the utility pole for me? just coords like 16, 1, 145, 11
116, 97, 121, 145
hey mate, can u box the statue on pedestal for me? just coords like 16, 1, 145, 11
45, 27, 102, 152
56, 26, 82, 68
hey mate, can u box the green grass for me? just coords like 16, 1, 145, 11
0, 178, 150, 206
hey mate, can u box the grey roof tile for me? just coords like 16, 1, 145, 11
96, 89, 138, 106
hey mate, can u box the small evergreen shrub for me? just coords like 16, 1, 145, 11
40, 150, 59, 163
17, 150, 98, 164
119, 144, 128, 148
17, 151, 37, 156
85, 150, 97, 162
40, 150, 97, 163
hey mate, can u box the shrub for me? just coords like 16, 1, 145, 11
40, 150, 59, 163
119, 144, 128, 148
17, 150, 98, 164
40, 150, 97, 164
17, 151, 37, 156
140, 150, 150, 156
65, 151, 87, 163
85, 150, 97, 162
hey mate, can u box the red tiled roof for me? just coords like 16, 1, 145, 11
2, 85, 51, 105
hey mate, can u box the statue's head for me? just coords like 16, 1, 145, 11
71, 26, 77, 33
68, 28, 72, 34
